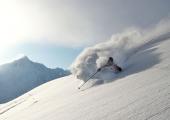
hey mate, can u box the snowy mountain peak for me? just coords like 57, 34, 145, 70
14, 56, 31, 63
20, 56, 29, 60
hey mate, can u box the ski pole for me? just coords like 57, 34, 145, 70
78, 70, 99, 89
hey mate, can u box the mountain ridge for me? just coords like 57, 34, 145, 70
0, 56, 70, 103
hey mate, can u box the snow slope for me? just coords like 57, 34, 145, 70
0, 56, 70, 103
0, 35, 170, 120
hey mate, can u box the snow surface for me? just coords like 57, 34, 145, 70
0, 33, 170, 120
0, 56, 70, 103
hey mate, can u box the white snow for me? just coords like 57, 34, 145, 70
0, 23, 170, 120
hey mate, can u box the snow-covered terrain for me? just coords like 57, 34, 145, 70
0, 29, 170, 120
0, 56, 70, 103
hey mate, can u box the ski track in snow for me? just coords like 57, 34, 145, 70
0, 93, 38, 116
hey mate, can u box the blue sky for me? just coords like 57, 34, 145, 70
0, 0, 170, 69
1, 43, 83, 69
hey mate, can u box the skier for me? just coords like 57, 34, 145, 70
97, 57, 122, 73
78, 57, 122, 89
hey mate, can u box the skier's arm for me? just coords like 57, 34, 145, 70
97, 64, 109, 72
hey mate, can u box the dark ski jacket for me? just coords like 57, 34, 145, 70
98, 57, 122, 72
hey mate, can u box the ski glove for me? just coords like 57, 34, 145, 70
97, 68, 102, 72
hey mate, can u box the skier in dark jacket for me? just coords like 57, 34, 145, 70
97, 57, 122, 73
78, 57, 122, 89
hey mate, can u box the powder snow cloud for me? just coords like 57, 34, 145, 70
71, 18, 170, 82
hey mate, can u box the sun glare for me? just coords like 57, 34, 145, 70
0, 0, 40, 50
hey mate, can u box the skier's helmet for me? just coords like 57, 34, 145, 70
109, 57, 113, 62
